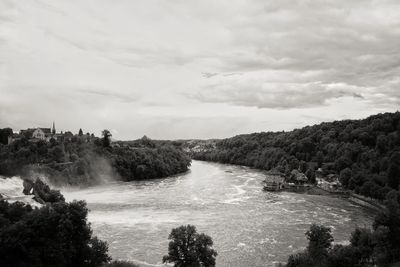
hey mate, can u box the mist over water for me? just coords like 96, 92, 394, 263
63, 161, 375, 267
0, 176, 41, 207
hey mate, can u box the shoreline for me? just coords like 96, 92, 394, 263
194, 159, 386, 213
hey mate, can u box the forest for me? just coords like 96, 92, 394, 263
0, 132, 191, 185
192, 112, 400, 201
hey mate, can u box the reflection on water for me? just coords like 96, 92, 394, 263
63, 161, 374, 267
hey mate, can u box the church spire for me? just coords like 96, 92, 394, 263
52, 121, 56, 134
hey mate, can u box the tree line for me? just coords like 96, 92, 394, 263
0, 129, 191, 185
192, 112, 400, 201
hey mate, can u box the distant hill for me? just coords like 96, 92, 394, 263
191, 112, 400, 200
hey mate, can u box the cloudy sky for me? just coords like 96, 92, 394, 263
1, 0, 399, 140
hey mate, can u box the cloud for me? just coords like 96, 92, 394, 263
184, 0, 400, 110
1, 0, 400, 139
192, 76, 368, 109
202, 72, 219, 78
77, 88, 139, 103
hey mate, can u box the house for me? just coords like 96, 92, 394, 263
263, 175, 285, 191
11, 123, 96, 144
32, 128, 51, 141
317, 178, 342, 192
20, 128, 48, 140
263, 180, 284, 191
290, 169, 308, 184
18, 122, 56, 142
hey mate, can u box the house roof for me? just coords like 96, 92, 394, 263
39, 128, 51, 134
291, 169, 308, 181
20, 128, 51, 137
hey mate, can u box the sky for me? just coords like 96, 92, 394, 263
0, 0, 399, 140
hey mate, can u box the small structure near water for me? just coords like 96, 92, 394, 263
263, 171, 285, 192
263, 169, 313, 193
263, 168, 350, 196
263, 180, 284, 191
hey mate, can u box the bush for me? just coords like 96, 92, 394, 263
163, 225, 217, 267
0, 200, 111, 267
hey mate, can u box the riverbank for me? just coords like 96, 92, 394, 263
347, 193, 386, 212
262, 178, 385, 213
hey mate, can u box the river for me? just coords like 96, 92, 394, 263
62, 160, 374, 267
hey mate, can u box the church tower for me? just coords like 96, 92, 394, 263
52, 121, 56, 135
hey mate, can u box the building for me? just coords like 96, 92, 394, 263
289, 169, 308, 184
9, 122, 95, 144
32, 128, 51, 140
18, 122, 57, 142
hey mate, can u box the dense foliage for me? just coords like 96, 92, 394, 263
0, 133, 191, 185
0, 128, 12, 145
0, 199, 111, 267
287, 190, 400, 267
110, 146, 191, 181
163, 225, 218, 267
192, 112, 400, 200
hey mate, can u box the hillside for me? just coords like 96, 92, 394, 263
0, 135, 191, 185
191, 112, 400, 200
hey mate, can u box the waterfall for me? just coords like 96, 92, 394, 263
0, 176, 41, 207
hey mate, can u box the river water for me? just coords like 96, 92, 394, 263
62, 160, 374, 267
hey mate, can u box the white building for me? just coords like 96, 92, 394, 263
32, 128, 47, 140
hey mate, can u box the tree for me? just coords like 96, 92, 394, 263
373, 190, 400, 265
299, 160, 307, 173
305, 168, 316, 184
286, 252, 311, 267
376, 134, 388, 154
286, 224, 334, 267
79, 128, 83, 136
305, 224, 333, 263
316, 151, 324, 168
327, 245, 361, 267
102, 130, 112, 148
387, 152, 400, 190
0, 128, 13, 145
0, 200, 111, 267
349, 228, 374, 264
339, 168, 352, 188
162, 225, 217, 267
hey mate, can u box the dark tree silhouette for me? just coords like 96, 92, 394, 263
0, 128, 13, 145
306, 224, 333, 262
102, 129, 112, 147
0, 200, 111, 267
387, 152, 400, 190
163, 225, 217, 267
